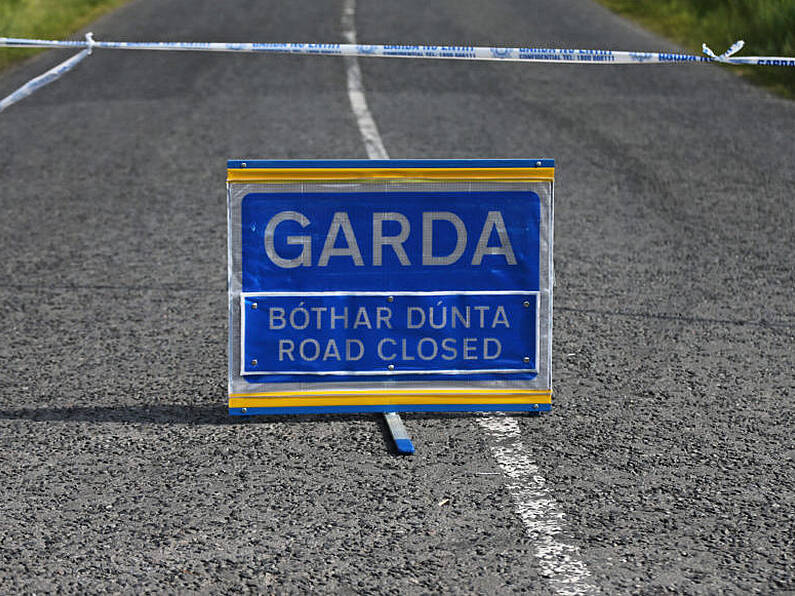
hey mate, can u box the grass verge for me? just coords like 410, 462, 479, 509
596, 0, 795, 98
0, 0, 130, 72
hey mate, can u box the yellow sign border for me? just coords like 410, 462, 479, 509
227, 166, 555, 183
229, 390, 552, 409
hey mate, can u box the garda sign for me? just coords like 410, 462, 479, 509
226, 159, 554, 415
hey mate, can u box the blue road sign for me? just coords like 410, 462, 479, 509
227, 160, 554, 415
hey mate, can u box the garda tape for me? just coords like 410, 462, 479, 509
0, 47, 90, 113
2, 35, 795, 65
1, 34, 793, 113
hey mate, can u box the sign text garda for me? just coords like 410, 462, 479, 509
261, 209, 517, 268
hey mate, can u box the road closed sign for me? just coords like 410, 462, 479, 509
226, 159, 554, 415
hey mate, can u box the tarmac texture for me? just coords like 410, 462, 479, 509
0, 0, 792, 593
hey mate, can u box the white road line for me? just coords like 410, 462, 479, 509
341, 0, 389, 160
340, 1, 596, 593
478, 416, 597, 595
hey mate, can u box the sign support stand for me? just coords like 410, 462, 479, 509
384, 412, 415, 454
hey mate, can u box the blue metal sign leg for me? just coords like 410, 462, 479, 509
384, 412, 415, 454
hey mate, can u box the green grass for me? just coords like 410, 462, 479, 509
0, 0, 129, 72
596, 0, 795, 98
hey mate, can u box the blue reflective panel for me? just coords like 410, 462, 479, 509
241, 191, 540, 292
227, 159, 554, 169
241, 293, 537, 381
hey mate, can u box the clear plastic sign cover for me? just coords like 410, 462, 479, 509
226, 159, 554, 415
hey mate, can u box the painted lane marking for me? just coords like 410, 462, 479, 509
341, 0, 388, 160
478, 416, 597, 595
340, 1, 595, 593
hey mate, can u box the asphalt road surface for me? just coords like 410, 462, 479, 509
1, 0, 793, 593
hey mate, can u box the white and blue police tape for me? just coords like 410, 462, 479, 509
702, 40, 745, 63
2, 35, 795, 65
2, 35, 794, 113
0, 46, 90, 113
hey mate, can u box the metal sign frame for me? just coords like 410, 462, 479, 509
226, 159, 554, 416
